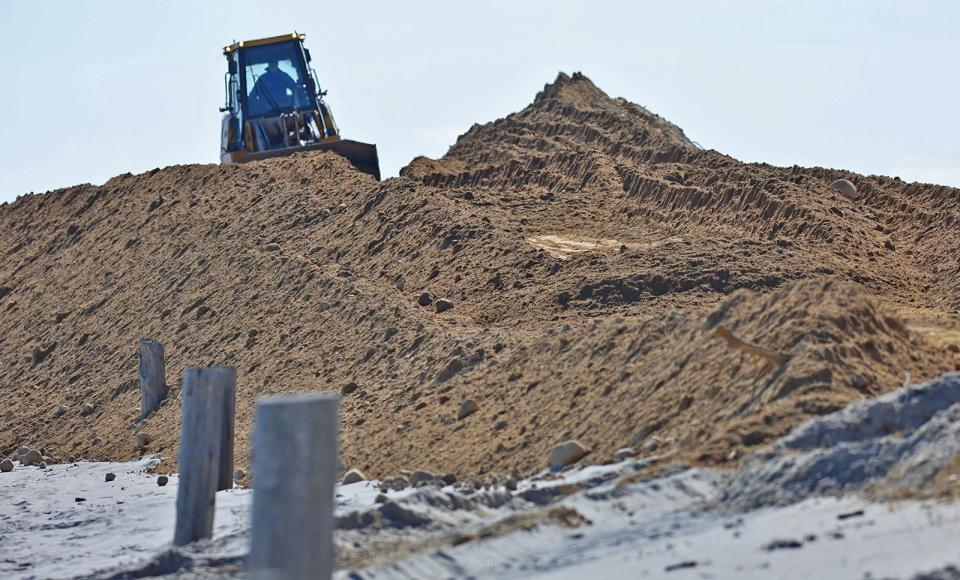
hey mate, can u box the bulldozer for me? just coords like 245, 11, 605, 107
219, 33, 380, 179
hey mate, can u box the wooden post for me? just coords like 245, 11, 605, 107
249, 393, 339, 580
138, 340, 167, 418
173, 367, 232, 546
217, 369, 237, 491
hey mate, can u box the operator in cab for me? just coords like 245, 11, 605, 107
251, 60, 299, 112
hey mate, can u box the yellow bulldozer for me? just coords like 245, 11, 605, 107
219, 32, 380, 179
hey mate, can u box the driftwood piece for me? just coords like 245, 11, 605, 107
712, 326, 791, 366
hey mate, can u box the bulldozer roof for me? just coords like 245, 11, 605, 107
223, 32, 305, 55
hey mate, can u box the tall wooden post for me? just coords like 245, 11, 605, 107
138, 340, 167, 418
249, 393, 339, 580
173, 367, 233, 546
217, 369, 237, 491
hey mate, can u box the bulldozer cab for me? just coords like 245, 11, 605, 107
240, 41, 316, 119
220, 33, 380, 179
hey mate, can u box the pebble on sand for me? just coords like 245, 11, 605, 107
549, 440, 589, 470
435, 298, 454, 313
614, 447, 635, 460
458, 399, 478, 420
341, 469, 366, 485
0, 458, 13, 472
830, 178, 857, 200
381, 476, 408, 492
157, 475, 169, 487
441, 473, 458, 485
417, 292, 434, 307
410, 469, 435, 486
105, 472, 116, 482
263, 242, 281, 252
22, 449, 42, 466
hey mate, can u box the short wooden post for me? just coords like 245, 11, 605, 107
249, 393, 339, 580
138, 340, 167, 418
217, 369, 237, 491
173, 367, 232, 546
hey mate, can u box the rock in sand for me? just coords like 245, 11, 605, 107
614, 447, 635, 460
381, 476, 408, 491
831, 178, 857, 200
458, 399, 478, 419
441, 473, 458, 485
409, 469, 435, 486
341, 469, 366, 485
549, 440, 589, 469
22, 449, 42, 466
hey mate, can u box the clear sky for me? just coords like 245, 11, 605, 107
1, 0, 957, 204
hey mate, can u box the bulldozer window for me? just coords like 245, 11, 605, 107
242, 42, 312, 118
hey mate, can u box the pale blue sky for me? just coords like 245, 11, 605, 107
1, 0, 957, 204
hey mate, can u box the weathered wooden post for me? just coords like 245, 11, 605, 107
249, 393, 339, 580
138, 340, 167, 418
217, 369, 237, 491
173, 366, 234, 546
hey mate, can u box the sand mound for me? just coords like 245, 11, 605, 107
1, 72, 958, 482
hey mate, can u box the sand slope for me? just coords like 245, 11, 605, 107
1, 72, 959, 482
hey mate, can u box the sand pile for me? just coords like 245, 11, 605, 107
1, 72, 959, 482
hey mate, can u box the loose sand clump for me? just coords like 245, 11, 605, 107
1, 72, 959, 484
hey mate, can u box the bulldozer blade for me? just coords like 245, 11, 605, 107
321, 139, 381, 181
221, 139, 381, 180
